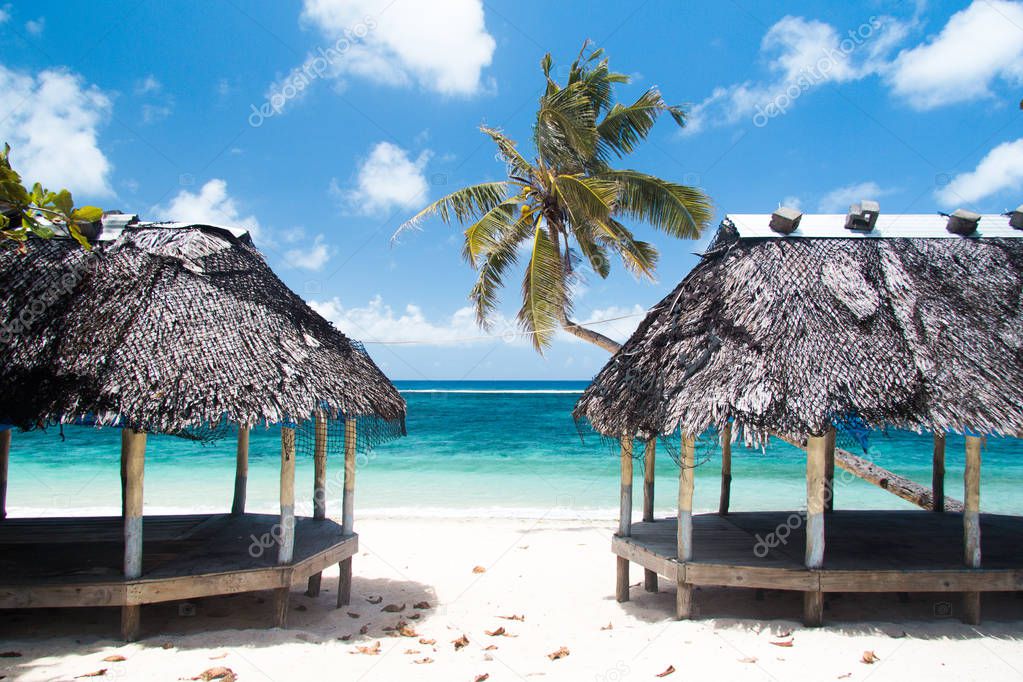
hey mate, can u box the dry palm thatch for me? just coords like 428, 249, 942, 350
0, 224, 405, 444
575, 221, 1023, 443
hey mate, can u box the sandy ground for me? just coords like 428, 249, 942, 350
2, 517, 1023, 681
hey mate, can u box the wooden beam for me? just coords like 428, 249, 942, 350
642, 439, 657, 593
274, 426, 296, 628
338, 418, 357, 608
616, 438, 633, 603
963, 434, 982, 625
933, 433, 946, 512
121, 428, 146, 641
824, 429, 836, 513
676, 435, 695, 619
0, 429, 9, 521
231, 426, 249, 516
774, 433, 963, 512
719, 425, 732, 515
803, 431, 829, 627
307, 413, 328, 597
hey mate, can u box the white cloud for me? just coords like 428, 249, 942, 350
0, 65, 113, 196
299, 0, 495, 96
781, 195, 803, 211
154, 179, 264, 242
343, 141, 430, 214
817, 181, 893, 212
141, 103, 172, 124
577, 304, 646, 345
685, 15, 906, 134
887, 1, 1023, 110
286, 234, 333, 270
134, 75, 162, 95
0, 5, 12, 23
25, 17, 43, 35
936, 137, 1023, 207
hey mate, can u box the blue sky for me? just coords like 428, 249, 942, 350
2, 0, 1022, 380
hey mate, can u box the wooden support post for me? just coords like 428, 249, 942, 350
824, 429, 836, 513
0, 430, 9, 520
274, 426, 296, 628
642, 439, 658, 593
963, 434, 982, 624
803, 430, 829, 627
616, 438, 633, 603
307, 413, 328, 597
676, 435, 695, 619
932, 433, 945, 512
337, 418, 357, 608
121, 428, 146, 641
719, 425, 732, 515
232, 426, 249, 515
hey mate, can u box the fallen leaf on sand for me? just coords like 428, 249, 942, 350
366, 596, 383, 605
419, 638, 436, 645
473, 566, 487, 574
161, 643, 174, 650
0, 652, 22, 658
413, 601, 431, 610
861, 651, 880, 664
295, 604, 307, 612
414, 657, 434, 664
347, 612, 360, 618
738, 657, 757, 664
498, 614, 525, 621
485, 627, 506, 637
548, 646, 570, 661
102, 655, 126, 662
656, 665, 676, 677
75, 670, 106, 678
207, 653, 227, 661
838, 674, 852, 679
408, 613, 421, 620
353, 642, 382, 656
403, 649, 420, 655
600, 623, 613, 631
398, 625, 419, 637
382, 625, 396, 632
770, 640, 794, 648
359, 625, 370, 635
484, 645, 498, 651
382, 603, 406, 613
475, 675, 490, 681
338, 635, 352, 642
453, 635, 470, 651
190, 668, 237, 682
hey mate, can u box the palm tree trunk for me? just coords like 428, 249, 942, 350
558, 311, 622, 353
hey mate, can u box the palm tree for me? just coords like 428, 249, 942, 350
395, 43, 713, 353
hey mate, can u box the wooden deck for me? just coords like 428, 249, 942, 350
0, 513, 356, 610
614, 511, 1023, 606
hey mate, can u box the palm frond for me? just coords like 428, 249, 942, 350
553, 174, 617, 227
462, 200, 520, 265
393, 181, 511, 242
470, 212, 534, 327
601, 170, 713, 240
480, 126, 534, 179
597, 88, 681, 160
573, 222, 611, 278
595, 218, 659, 280
534, 82, 597, 168
518, 223, 568, 352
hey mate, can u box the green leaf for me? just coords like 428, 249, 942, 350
66, 221, 93, 250
53, 189, 74, 218
463, 200, 519, 265
600, 169, 713, 240
73, 206, 103, 222
470, 212, 533, 327
393, 181, 511, 241
517, 224, 567, 352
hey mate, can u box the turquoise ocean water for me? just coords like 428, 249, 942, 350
6, 380, 1023, 518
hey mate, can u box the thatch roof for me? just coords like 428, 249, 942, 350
0, 224, 406, 441
575, 216, 1023, 442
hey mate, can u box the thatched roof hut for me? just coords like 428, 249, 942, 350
0, 220, 405, 640
575, 211, 1023, 627
575, 215, 1023, 442
0, 222, 405, 440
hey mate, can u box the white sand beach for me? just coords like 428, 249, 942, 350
3, 517, 1022, 682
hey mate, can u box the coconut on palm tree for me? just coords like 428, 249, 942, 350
395, 43, 713, 353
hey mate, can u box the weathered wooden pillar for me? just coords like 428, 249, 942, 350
719, 425, 732, 515
932, 433, 945, 512
824, 429, 836, 513
616, 438, 633, 603
337, 418, 357, 608
962, 434, 982, 624
803, 430, 830, 627
231, 426, 250, 516
0, 430, 10, 520
307, 413, 328, 597
642, 439, 658, 593
274, 426, 296, 628
120, 428, 146, 641
676, 435, 695, 619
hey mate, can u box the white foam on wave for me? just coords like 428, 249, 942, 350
400, 389, 584, 394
